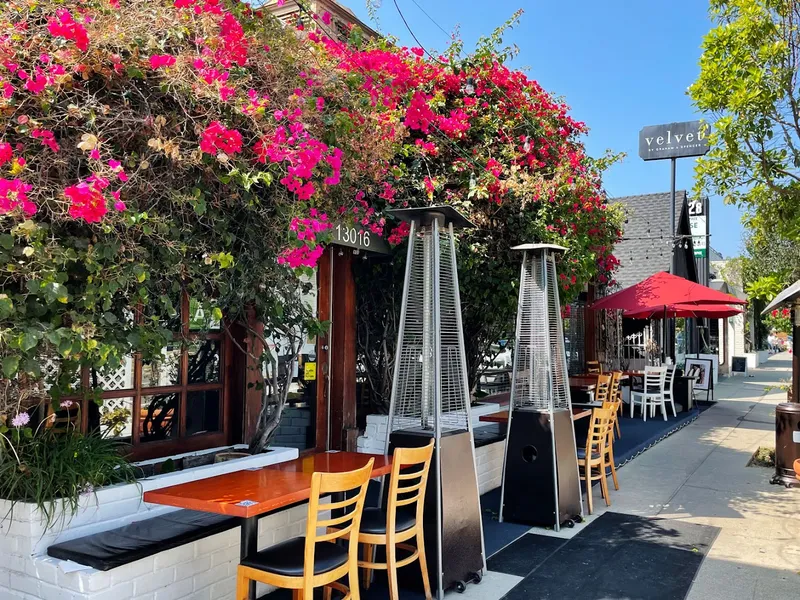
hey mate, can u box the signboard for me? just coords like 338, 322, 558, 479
732, 356, 748, 376
303, 361, 316, 381
638, 120, 710, 161
688, 198, 707, 258
331, 222, 390, 255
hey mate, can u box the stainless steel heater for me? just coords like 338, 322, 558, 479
499, 244, 583, 529
384, 206, 485, 598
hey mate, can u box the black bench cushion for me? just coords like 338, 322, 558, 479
359, 507, 415, 535
240, 537, 348, 577
48, 509, 237, 571
472, 423, 506, 448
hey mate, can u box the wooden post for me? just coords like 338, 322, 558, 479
315, 248, 332, 450
329, 251, 358, 451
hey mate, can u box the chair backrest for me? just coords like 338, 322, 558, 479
587, 361, 602, 374
585, 407, 614, 456
387, 441, 435, 537
304, 458, 374, 588
609, 371, 623, 403
644, 365, 667, 389
665, 366, 677, 390
595, 374, 612, 403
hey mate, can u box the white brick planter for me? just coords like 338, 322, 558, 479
0, 446, 304, 600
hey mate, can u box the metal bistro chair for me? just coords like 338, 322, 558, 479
578, 407, 615, 515
332, 441, 435, 600
236, 458, 374, 600
630, 366, 668, 421
662, 365, 678, 417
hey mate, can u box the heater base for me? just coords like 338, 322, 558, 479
389, 428, 484, 593
501, 408, 582, 527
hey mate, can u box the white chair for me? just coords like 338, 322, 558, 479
662, 366, 678, 417
630, 366, 667, 421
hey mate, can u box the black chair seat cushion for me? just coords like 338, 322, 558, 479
359, 508, 416, 535
577, 448, 601, 460
47, 510, 237, 571
240, 537, 348, 577
632, 386, 662, 394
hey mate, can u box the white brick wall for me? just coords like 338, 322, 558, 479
0, 447, 309, 600
474, 440, 504, 496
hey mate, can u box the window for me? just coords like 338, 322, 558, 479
57, 294, 228, 460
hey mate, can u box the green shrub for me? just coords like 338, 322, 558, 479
0, 431, 139, 529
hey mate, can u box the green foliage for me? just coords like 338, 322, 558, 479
691, 0, 800, 243
0, 431, 138, 529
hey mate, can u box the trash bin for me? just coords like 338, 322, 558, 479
771, 402, 800, 487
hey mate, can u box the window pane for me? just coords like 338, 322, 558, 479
140, 393, 179, 442
187, 339, 221, 384
189, 297, 221, 331
185, 390, 221, 436
96, 396, 134, 442
142, 345, 182, 387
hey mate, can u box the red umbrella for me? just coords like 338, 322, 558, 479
591, 272, 746, 312
624, 302, 743, 320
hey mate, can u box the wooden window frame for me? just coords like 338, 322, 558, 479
62, 294, 231, 461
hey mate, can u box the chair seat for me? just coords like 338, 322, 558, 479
632, 386, 662, 396
359, 508, 416, 535
240, 537, 347, 577
577, 448, 602, 460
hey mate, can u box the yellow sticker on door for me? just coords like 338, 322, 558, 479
304, 362, 316, 381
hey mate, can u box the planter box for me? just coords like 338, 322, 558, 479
0, 445, 300, 600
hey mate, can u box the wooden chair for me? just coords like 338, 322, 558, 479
334, 441, 434, 600
586, 361, 602, 374
578, 407, 615, 515
609, 371, 623, 439
630, 366, 667, 421
594, 374, 612, 403
600, 401, 620, 493
236, 458, 374, 600
662, 366, 678, 417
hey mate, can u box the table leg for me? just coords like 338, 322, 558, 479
241, 516, 258, 600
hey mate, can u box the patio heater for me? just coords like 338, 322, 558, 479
762, 279, 800, 487
384, 206, 485, 598
500, 244, 584, 529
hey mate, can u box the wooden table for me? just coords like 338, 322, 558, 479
144, 451, 391, 600
479, 407, 592, 424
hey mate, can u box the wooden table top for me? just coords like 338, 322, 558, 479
479, 407, 592, 424
143, 451, 392, 519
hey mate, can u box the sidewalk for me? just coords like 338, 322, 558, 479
591, 352, 800, 599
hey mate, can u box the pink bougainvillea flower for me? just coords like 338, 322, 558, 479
219, 85, 235, 102
65, 181, 107, 222
316, 97, 325, 111
1, 81, 13, 99
149, 54, 177, 69
32, 129, 59, 153
39, 54, 51, 64
0, 178, 36, 216
321, 11, 332, 25
0, 142, 12, 166
89, 148, 101, 160
48, 10, 89, 53
114, 200, 126, 211
199, 121, 242, 155
109, 0, 120, 8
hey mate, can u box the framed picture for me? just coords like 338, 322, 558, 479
685, 358, 713, 391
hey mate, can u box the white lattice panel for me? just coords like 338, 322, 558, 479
96, 356, 134, 390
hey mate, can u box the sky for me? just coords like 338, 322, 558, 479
344, 0, 746, 259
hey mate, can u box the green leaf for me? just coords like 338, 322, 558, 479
21, 331, 39, 352
0, 296, 13, 319
2, 355, 19, 377
0, 234, 13, 250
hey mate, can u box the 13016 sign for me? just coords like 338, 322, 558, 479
332, 223, 390, 255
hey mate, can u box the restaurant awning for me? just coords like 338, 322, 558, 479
762, 278, 800, 314
591, 271, 747, 312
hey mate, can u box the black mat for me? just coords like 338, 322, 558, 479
501, 512, 720, 600
487, 533, 566, 577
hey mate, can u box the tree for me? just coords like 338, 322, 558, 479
0, 0, 392, 450
349, 15, 624, 410
691, 0, 800, 245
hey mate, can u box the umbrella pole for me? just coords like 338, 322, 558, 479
662, 305, 667, 364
